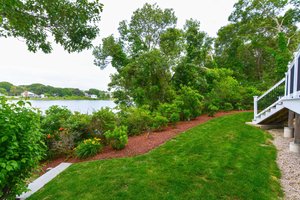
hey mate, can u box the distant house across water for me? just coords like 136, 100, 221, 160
21, 91, 37, 98
90, 94, 97, 99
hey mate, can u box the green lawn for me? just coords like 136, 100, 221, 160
29, 112, 282, 200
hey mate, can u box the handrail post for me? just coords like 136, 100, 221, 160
294, 54, 298, 97
254, 96, 258, 118
285, 72, 288, 97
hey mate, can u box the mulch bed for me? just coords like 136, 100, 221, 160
41, 111, 247, 173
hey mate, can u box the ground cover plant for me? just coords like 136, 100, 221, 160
29, 112, 283, 200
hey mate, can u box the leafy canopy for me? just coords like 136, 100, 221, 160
93, 4, 179, 109
0, 0, 103, 53
215, 0, 300, 87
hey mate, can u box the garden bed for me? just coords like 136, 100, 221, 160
41, 111, 244, 172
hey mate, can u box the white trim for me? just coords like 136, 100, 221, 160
257, 78, 285, 101
256, 98, 283, 117
288, 67, 292, 97
294, 55, 299, 97
285, 72, 288, 96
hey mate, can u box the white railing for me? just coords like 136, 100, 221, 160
253, 45, 300, 119
254, 78, 286, 117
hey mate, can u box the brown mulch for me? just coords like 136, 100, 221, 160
41, 111, 247, 173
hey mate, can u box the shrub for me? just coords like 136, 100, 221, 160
119, 106, 153, 136
46, 128, 77, 158
41, 105, 72, 135
223, 102, 233, 111
235, 103, 244, 111
207, 104, 219, 117
90, 107, 116, 137
0, 98, 45, 200
170, 113, 180, 125
105, 126, 128, 150
175, 86, 204, 120
75, 138, 103, 159
65, 112, 92, 142
210, 76, 242, 106
151, 113, 168, 131
240, 86, 261, 109
157, 103, 180, 125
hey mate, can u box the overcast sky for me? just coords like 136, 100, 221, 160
0, 0, 237, 91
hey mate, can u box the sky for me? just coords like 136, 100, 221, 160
0, 0, 237, 91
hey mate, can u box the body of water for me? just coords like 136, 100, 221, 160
11, 100, 116, 114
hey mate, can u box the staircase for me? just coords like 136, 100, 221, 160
252, 45, 300, 124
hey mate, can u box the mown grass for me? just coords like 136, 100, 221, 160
29, 112, 282, 200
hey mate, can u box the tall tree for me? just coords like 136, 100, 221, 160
93, 4, 178, 109
172, 19, 212, 92
215, 0, 300, 88
0, 0, 103, 53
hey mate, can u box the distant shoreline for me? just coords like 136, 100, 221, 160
6, 97, 112, 101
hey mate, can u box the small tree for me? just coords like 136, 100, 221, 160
0, 98, 45, 200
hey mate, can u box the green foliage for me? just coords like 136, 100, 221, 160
151, 113, 169, 131
215, 0, 299, 86
224, 103, 234, 111
104, 126, 128, 150
90, 108, 116, 137
157, 103, 180, 125
41, 106, 72, 135
0, 98, 45, 200
0, 0, 103, 53
175, 86, 204, 120
119, 106, 153, 136
159, 28, 183, 59
239, 86, 261, 109
205, 68, 243, 109
93, 3, 178, 108
207, 104, 219, 117
183, 19, 213, 66
115, 50, 174, 110
172, 62, 208, 92
0, 88, 7, 96
65, 112, 91, 142
117, 3, 177, 54
75, 138, 103, 159
0, 82, 13, 93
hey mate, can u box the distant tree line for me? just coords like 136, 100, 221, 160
0, 82, 110, 99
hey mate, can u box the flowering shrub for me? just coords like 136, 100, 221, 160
46, 128, 77, 158
105, 126, 128, 150
75, 138, 103, 159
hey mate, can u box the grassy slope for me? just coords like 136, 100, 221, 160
30, 112, 282, 200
